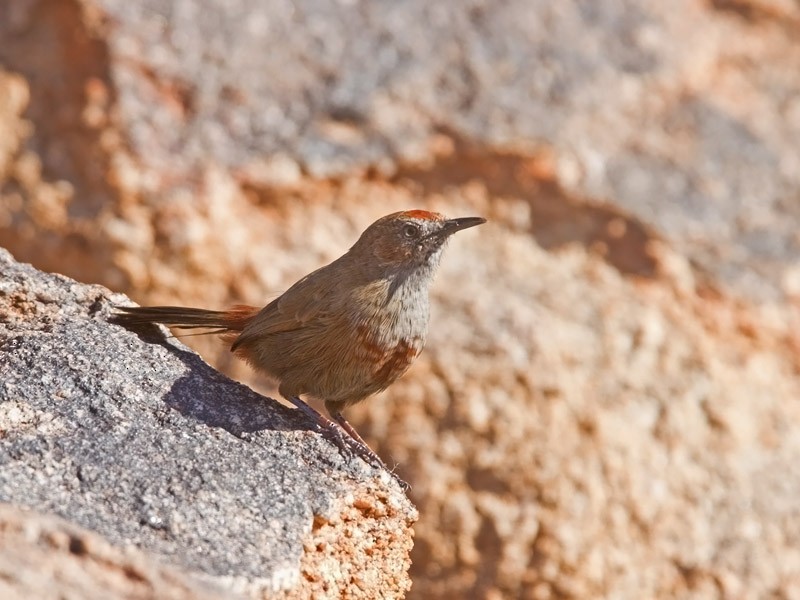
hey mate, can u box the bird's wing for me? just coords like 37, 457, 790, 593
271, 270, 335, 327
231, 265, 337, 351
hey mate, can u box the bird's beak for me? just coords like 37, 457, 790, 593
436, 216, 487, 238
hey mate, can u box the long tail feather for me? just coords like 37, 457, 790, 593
112, 305, 258, 332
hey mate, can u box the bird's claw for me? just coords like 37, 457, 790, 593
319, 423, 410, 491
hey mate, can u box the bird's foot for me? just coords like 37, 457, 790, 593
285, 396, 409, 491
320, 422, 411, 490
330, 410, 410, 491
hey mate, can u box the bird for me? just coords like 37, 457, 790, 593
113, 210, 486, 489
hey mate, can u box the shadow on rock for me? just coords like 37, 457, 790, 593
114, 320, 309, 438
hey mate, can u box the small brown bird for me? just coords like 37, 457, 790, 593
114, 210, 485, 488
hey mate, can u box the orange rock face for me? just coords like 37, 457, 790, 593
2, 0, 800, 597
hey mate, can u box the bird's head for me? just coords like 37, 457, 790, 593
351, 210, 486, 274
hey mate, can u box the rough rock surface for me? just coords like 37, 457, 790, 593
393, 213, 800, 598
2, 0, 800, 598
0, 503, 226, 600
2, 0, 800, 301
0, 248, 415, 599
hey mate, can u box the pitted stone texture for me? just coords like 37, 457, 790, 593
0, 248, 415, 599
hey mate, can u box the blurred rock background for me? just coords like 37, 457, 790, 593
2, 0, 800, 597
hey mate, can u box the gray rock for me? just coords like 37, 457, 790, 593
0, 503, 228, 600
0, 247, 415, 598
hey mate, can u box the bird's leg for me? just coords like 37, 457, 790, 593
328, 411, 381, 463
284, 395, 409, 491
329, 409, 410, 492
284, 396, 358, 457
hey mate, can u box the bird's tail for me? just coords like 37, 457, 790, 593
112, 304, 259, 333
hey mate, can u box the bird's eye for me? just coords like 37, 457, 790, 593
403, 223, 421, 239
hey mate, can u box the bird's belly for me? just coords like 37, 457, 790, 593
366, 336, 423, 387
315, 323, 424, 406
